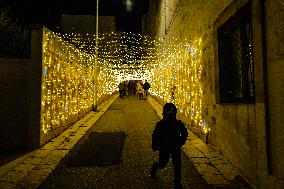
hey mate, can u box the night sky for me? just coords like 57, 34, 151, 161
1, 0, 149, 33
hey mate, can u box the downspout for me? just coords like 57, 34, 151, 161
260, 0, 272, 174
93, 0, 99, 112
164, 0, 167, 35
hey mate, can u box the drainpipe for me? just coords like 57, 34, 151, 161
93, 0, 99, 112
260, 0, 272, 174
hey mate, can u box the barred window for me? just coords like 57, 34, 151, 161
217, 3, 254, 104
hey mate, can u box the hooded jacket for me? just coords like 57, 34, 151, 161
152, 119, 188, 151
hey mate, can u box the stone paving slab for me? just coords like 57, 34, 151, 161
12, 163, 36, 172
183, 142, 206, 158
34, 163, 57, 171
213, 163, 239, 181
194, 163, 221, 175
19, 168, 53, 185
202, 174, 229, 185
0, 94, 119, 189
0, 170, 26, 183
0, 181, 15, 189
189, 157, 211, 164
147, 95, 240, 187
30, 150, 50, 158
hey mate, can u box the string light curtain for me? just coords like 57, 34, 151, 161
149, 38, 209, 133
41, 28, 117, 140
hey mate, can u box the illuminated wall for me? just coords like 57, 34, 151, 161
142, 0, 211, 135
148, 38, 209, 133
40, 27, 209, 143
41, 28, 117, 142
144, 0, 284, 188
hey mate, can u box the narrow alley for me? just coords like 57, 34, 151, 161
38, 95, 211, 189
1, 0, 284, 188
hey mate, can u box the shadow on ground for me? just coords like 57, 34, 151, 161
66, 132, 127, 167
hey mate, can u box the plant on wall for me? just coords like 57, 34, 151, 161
0, 6, 22, 32
0, 5, 30, 58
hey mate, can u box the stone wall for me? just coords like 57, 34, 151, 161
0, 59, 30, 148
145, 0, 284, 188
62, 14, 115, 34
265, 0, 284, 183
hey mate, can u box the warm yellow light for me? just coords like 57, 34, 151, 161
40, 29, 209, 136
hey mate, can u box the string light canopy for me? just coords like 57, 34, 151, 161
59, 32, 163, 74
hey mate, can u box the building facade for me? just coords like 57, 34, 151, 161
144, 0, 284, 188
62, 14, 116, 34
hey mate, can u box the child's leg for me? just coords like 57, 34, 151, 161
150, 150, 170, 177
171, 148, 182, 187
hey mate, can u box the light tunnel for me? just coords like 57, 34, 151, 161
41, 28, 208, 137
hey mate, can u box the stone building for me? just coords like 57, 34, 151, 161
62, 14, 115, 34
143, 0, 284, 188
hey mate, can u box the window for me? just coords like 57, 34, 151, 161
217, 3, 254, 104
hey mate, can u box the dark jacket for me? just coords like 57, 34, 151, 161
152, 119, 188, 151
143, 82, 151, 90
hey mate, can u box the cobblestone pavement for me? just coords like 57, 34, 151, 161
39, 96, 212, 189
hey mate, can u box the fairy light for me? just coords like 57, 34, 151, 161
149, 38, 208, 133
41, 28, 118, 135
40, 28, 209, 136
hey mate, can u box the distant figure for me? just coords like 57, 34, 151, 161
128, 81, 137, 96
150, 103, 188, 189
118, 81, 126, 98
136, 81, 144, 100
143, 80, 151, 99
170, 85, 176, 102
125, 80, 129, 96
